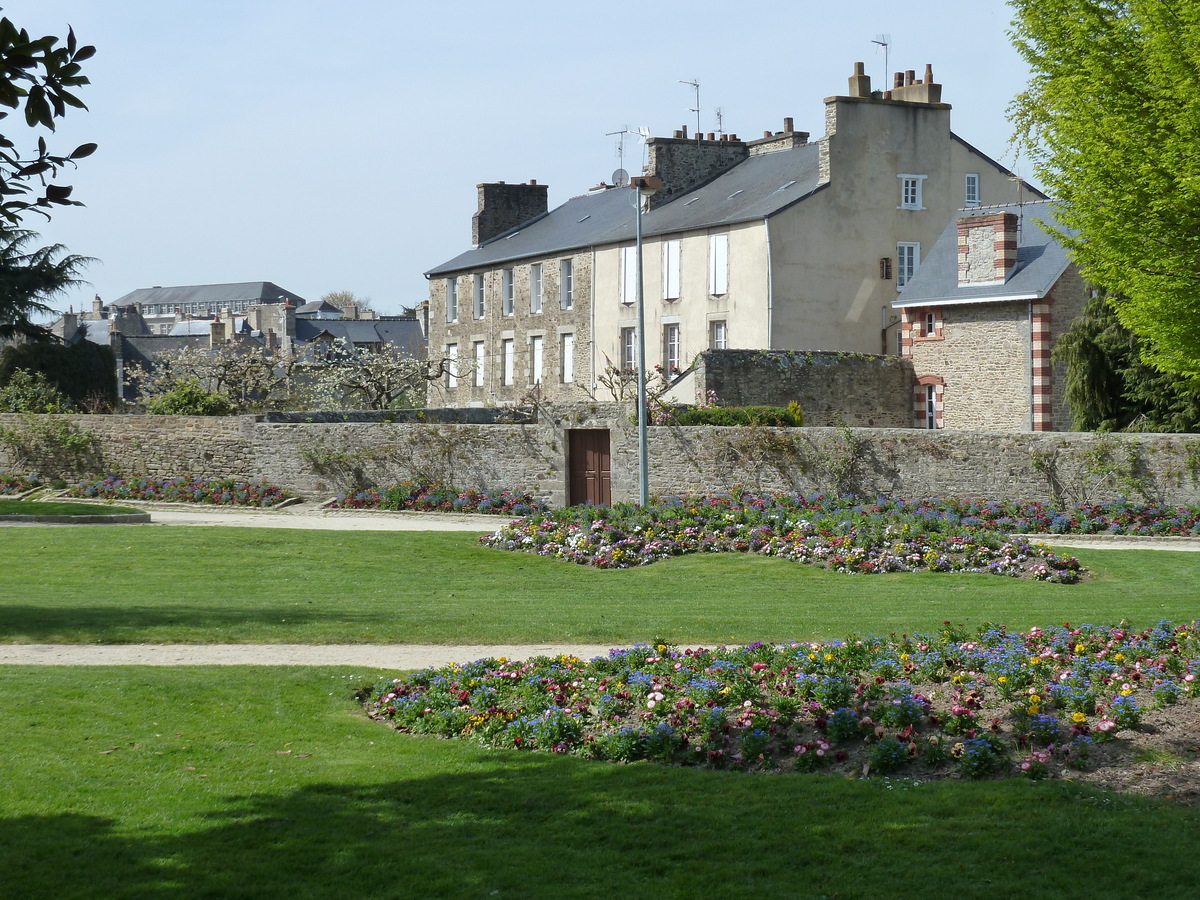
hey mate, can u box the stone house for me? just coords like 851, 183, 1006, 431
424, 62, 1045, 407
893, 200, 1088, 431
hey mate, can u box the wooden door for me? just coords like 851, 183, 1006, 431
568, 429, 611, 506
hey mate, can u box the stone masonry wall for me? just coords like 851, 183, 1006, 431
693, 350, 914, 427
4, 410, 1199, 507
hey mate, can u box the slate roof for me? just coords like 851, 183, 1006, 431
294, 318, 425, 354
893, 200, 1075, 307
295, 300, 343, 316
425, 144, 825, 276
111, 281, 308, 308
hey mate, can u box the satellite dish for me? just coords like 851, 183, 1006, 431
612, 168, 630, 188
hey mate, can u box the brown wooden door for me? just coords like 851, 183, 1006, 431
568, 429, 611, 506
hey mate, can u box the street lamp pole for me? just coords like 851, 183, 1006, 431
631, 175, 661, 507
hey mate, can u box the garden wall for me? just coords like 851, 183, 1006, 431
3, 408, 1199, 506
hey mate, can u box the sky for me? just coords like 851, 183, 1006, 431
11, 1, 1035, 318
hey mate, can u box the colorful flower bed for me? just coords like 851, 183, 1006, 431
362, 621, 1200, 785
480, 493, 1093, 582
330, 480, 548, 516
0, 473, 39, 495
64, 475, 291, 507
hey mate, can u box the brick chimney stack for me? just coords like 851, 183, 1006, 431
472, 180, 549, 245
958, 212, 1019, 285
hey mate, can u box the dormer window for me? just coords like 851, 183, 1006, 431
898, 174, 927, 210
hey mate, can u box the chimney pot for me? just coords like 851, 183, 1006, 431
529, 179, 537, 185
854, 61, 865, 76
893, 72, 904, 89
906, 69, 916, 85
925, 63, 934, 83
707, 132, 715, 141
783, 116, 794, 132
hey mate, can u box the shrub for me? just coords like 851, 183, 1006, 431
0, 369, 73, 413
669, 405, 803, 427
146, 379, 236, 416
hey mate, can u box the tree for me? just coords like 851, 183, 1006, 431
320, 290, 373, 312
1054, 289, 1200, 432
0, 12, 96, 223
0, 227, 91, 340
1009, 1, 1200, 378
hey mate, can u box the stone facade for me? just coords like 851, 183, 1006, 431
680, 350, 914, 427
4, 411, 1199, 507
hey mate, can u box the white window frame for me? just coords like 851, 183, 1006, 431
561, 333, 575, 383
709, 233, 728, 295
446, 343, 459, 388
924, 310, 937, 338
502, 269, 514, 316
925, 384, 938, 429
710, 319, 727, 350
560, 259, 574, 309
530, 335, 544, 384
473, 340, 485, 387
620, 326, 637, 371
501, 338, 514, 385
663, 239, 681, 300
897, 242, 920, 287
898, 174, 927, 210
621, 246, 637, 305
664, 323, 681, 373
445, 278, 458, 323
530, 264, 543, 314
965, 173, 980, 207
473, 274, 485, 319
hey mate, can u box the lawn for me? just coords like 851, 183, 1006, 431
2, 666, 1198, 899
0, 498, 141, 516
0, 526, 1197, 644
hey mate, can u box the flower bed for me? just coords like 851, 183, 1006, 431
362, 620, 1200, 791
64, 475, 291, 507
330, 480, 548, 516
0, 473, 39, 495
480, 493, 1089, 582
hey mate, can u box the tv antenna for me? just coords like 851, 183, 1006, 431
606, 125, 646, 176
680, 78, 700, 138
871, 34, 891, 84
714, 106, 724, 134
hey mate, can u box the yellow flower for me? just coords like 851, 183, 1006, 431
1028, 704, 1041, 715
824, 653, 834, 662
1121, 689, 1133, 697
1072, 711, 1087, 724
1075, 644, 1086, 653
900, 653, 911, 662
1029, 694, 1042, 704
997, 675, 1008, 684
951, 742, 966, 758
807, 654, 816, 661
1030, 657, 1042, 666
1114, 653, 1125, 662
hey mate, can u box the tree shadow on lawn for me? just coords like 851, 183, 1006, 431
3, 749, 1199, 899
0, 603, 345, 643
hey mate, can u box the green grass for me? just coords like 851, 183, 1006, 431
0, 498, 141, 516
2, 666, 1198, 899
1, 526, 1197, 644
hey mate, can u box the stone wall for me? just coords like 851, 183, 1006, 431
3, 410, 1198, 507
690, 350, 914, 427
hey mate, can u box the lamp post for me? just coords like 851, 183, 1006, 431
630, 175, 661, 507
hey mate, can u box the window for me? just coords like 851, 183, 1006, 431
473, 341, 485, 387
709, 233, 728, 295
663, 239, 680, 300
502, 269, 514, 315
560, 259, 574, 309
561, 333, 574, 383
620, 326, 637, 371
898, 174, 927, 210
501, 338, 514, 385
445, 278, 458, 323
446, 343, 458, 388
530, 264, 543, 314
896, 327, 904, 357
924, 310, 937, 338
925, 384, 938, 429
710, 320, 728, 350
530, 335, 544, 384
965, 173, 980, 207
663, 323, 681, 374
621, 246, 637, 305
473, 274, 484, 319
897, 242, 920, 287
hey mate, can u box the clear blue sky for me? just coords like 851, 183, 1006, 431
13, 1, 1034, 317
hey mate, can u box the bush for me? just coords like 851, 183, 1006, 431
0, 369, 73, 413
146, 380, 236, 416
669, 404, 803, 427
0, 341, 117, 410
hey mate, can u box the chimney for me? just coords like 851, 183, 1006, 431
644, 130, 749, 205
958, 212, 1019, 285
209, 319, 227, 347
889, 64, 942, 103
848, 61, 872, 98
472, 180, 549, 245
92, 294, 103, 317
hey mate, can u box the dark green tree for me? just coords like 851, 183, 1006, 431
1009, 1, 1200, 378
0, 228, 91, 340
1054, 289, 1200, 432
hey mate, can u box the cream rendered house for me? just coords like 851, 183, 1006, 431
425, 63, 1045, 406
